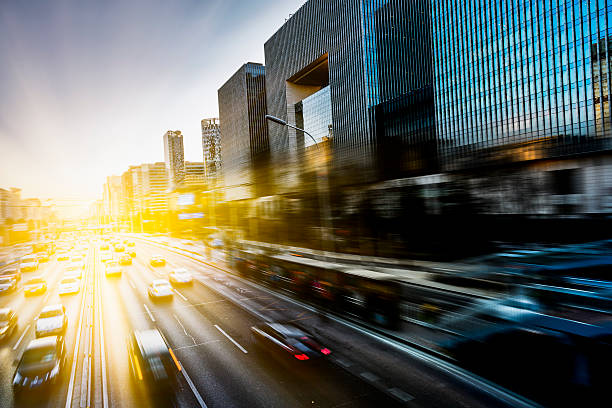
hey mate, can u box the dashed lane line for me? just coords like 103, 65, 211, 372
214, 324, 247, 354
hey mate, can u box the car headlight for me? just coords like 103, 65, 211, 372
0, 326, 8, 335
13, 372, 22, 385
49, 363, 60, 379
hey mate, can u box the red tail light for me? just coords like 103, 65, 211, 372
294, 354, 309, 361
320, 348, 331, 355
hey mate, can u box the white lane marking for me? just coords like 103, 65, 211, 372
174, 289, 188, 302
98, 264, 109, 408
214, 324, 247, 354
65, 255, 92, 408
388, 388, 414, 402
173, 314, 196, 345
174, 339, 222, 351
360, 371, 380, 382
12, 324, 30, 351
179, 362, 208, 408
143, 303, 155, 322
128, 279, 136, 290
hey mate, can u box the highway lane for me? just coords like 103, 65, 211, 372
99, 242, 402, 407
0, 246, 93, 408
133, 238, 537, 408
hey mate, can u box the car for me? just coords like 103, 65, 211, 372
0, 308, 18, 340
1, 268, 21, 282
127, 249, 136, 258
19, 255, 39, 272
58, 277, 80, 296
150, 255, 166, 267
114, 244, 125, 252
119, 254, 132, 266
57, 252, 70, 261
250, 322, 332, 362
100, 243, 109, 250
13, 336, 66, 394
148, 279, 173, 301
105, 261, 122, 277
24, 277, 47, 296
168, 268, 193, 286
0, 276, 18, 295
36, 253, 50, 263
126, 241, 135, 247
64, 263, 84, 278
70, 256, 85, 269
100, 252, 112, 263
127, 329, 177, 396
35, 305, 67, 338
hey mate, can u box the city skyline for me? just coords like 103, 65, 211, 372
0, 0, 306, 201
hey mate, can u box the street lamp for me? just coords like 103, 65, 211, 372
265, 114, 333, 253
265, 115, 319, 148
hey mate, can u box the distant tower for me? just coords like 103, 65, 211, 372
163, 130, 185, 189
201, 118, 221, 185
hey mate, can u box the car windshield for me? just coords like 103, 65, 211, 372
26, 278, 44, 285
154, 282, 170, 288
21, 347, 56, 365
106, 261, 118, 267
61, 278, 77, 284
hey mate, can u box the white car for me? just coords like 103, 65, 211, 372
105, 261, 122, 277
35, 304, 67, 338
19, 255, 39, 272
100, 252, 112, 263
59, 277, 80, 295
147, 279, 173, 301
169, 268, 193, 286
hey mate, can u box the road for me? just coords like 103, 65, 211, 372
0, 238, 539, 407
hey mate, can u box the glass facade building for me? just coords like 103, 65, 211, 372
295, 86, 333, 147
432, 0, 612, 169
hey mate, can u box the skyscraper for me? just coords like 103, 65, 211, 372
431, 0, 612, 170
163, 130, 185, 189
218, 62, 269, 201
185, 161, 206, 187
201, 118, 221, 185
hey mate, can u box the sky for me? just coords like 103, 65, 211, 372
0, 0, 305, 204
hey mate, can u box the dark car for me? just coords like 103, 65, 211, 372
23, 277, 47, 296
2, 268, 20, 282
251, 322, 332, 363
0, 308, 18, 340
13, 336, 66, 395
0, 276, 18, 295
128, 329, 178, 398
150, 255, 166, 267
119, 254, 132, 266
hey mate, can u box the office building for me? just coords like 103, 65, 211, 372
139, 162, 169, 213
201, 118, 222, 185
218, 62, 269, 201
163, 130, 185, 189
431, 0, 611, 170
264, 0, 436, 193
185, 161, 206, 187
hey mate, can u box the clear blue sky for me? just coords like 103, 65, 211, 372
0, 0, 305, 202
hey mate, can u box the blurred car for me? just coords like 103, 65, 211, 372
0, 308, 18, 340
100, 243, 109, 251
36, 253, 50, 263
150, 255, 166, 267
126, 241, 135, 247
35, 305, 67, 338
105, 261, 122, 277
127, 249, 136, 258
70, 256, 85, 269
24, 277, 47, 296
57, 252, 70, 261
100, 252, 112, 263
114, 244, 125, 253
58, 277, 80, 296
127, 329, 177, 396
1, 268, 20, 282
13, 336, 66, 394
0, 276, 18, 295
168, 268, 193, 286
19, 255, 39, 272
148, 280, 173, 301
119, 254, 132, 266
250, 322, 332, 362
